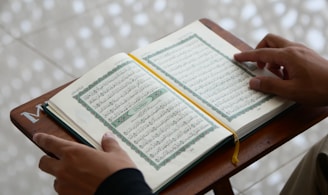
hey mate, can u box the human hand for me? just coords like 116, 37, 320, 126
33, 132, 136, 195
234, 33, 328, 106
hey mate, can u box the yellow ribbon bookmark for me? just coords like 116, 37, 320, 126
128, 53, 240, 165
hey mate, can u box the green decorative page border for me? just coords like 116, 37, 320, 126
111, 88, 168, 128
143, 34, 273, 121
73, 60, 217, 169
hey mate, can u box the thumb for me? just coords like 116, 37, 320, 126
249, 76, 290, 97
101, 132, 119, 152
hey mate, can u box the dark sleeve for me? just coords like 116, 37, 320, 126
95, 168, 154, 195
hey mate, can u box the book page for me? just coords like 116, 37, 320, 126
47, 53, 231, 191
132, 20, 292, 137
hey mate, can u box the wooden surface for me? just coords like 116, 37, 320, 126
10, 18, 328, 194
10, 82, 76, 155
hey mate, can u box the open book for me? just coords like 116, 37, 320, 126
42, 19, 292, 193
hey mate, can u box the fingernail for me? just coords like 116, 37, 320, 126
233, 53, 241, 59
32, 133, 39, 143
104, 132, 116, 139
250, 78, 261, 90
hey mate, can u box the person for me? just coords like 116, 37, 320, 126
33, 132, 152, 195
235, 34, 328, 195
33, 33, 328, 195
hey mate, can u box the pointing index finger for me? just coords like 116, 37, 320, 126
234, 48, 287, 67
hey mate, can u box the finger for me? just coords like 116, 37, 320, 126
101, 132, 120, 152
249, 76, 293, 98
256, 33, 297, 49
39, 155, 60, 176
234, 48, 288, 68
33, 133, 76, 158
